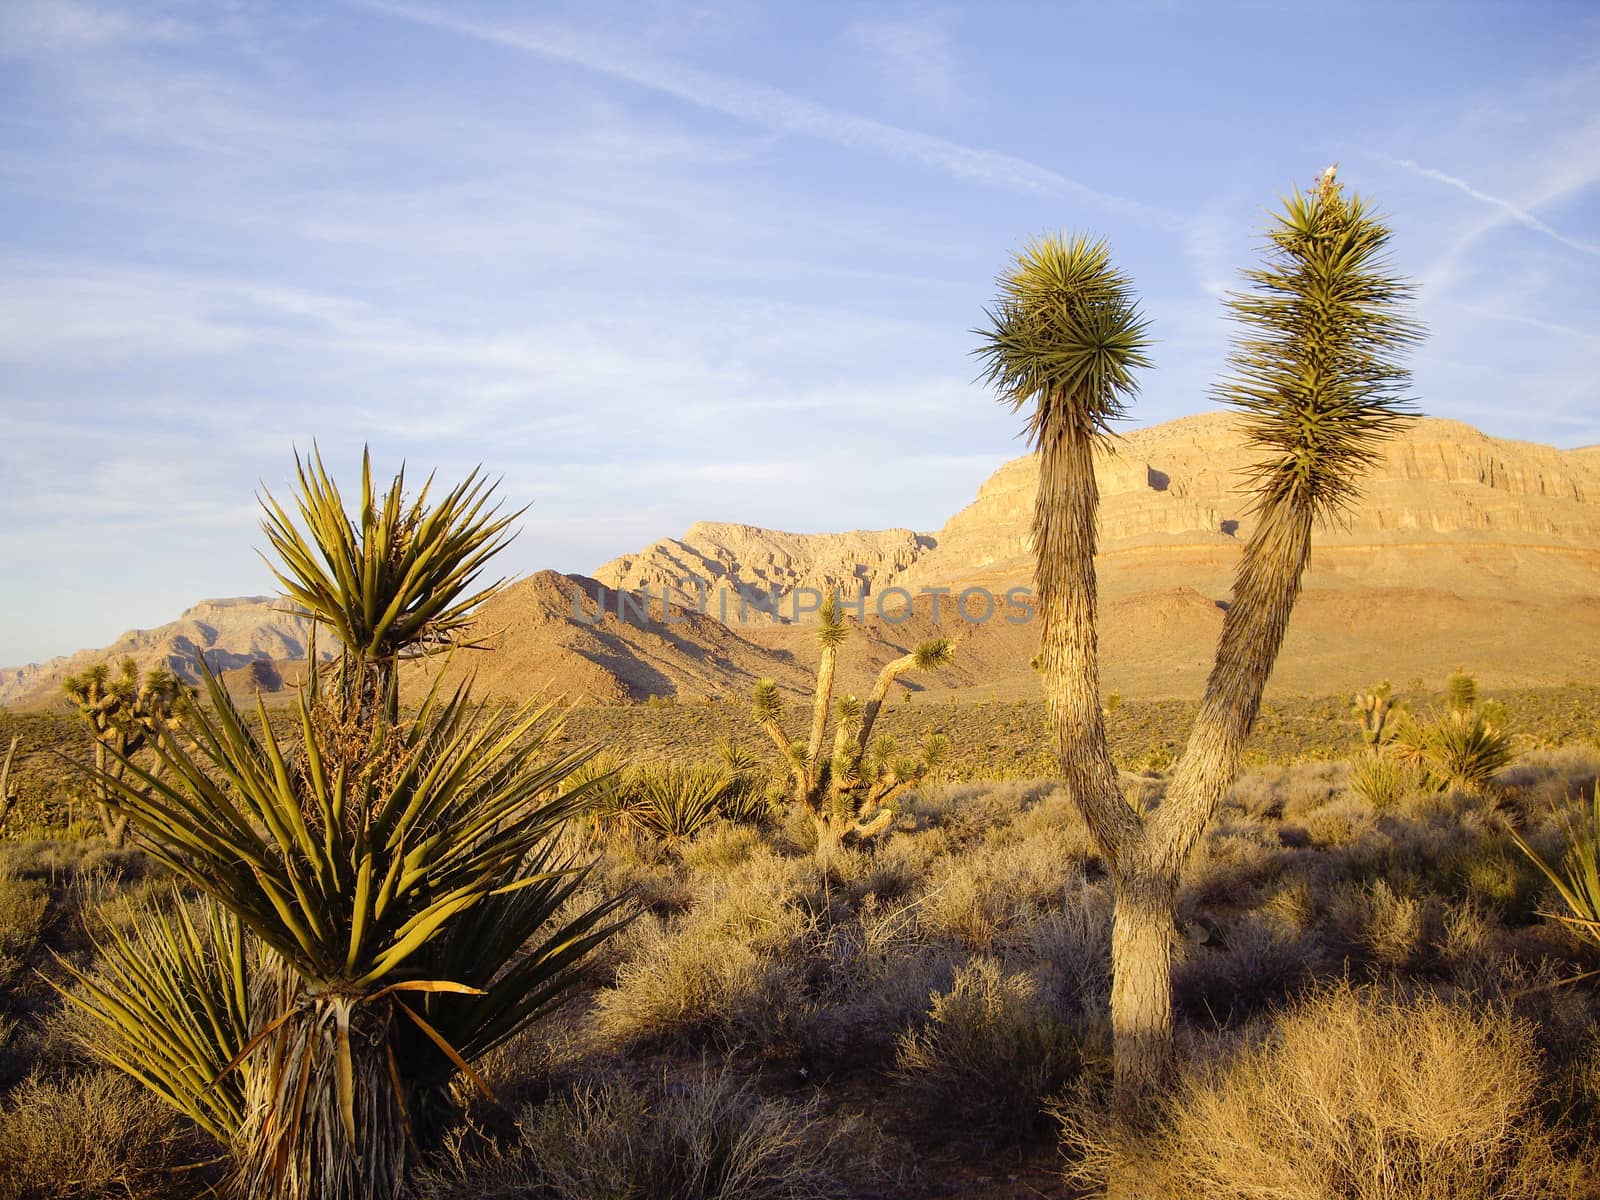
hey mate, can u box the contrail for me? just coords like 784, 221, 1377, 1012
1390, 157, 1600, 256
358, 0, 1183, 231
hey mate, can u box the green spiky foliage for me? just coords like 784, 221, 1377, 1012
1509, 787, 1600, 951
259, 447, 520, 722
56, 892, 252, 1142
977, 173, 1422, 1124
62, 657, 191, 845
66, 455, 629, 1200
750, 618, 954, 855
1391, 671, 1513, 796
619, 763, 750, 842
1445, 667, 1479, 716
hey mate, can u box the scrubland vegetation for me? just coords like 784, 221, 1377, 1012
3, 744, 1600, 1197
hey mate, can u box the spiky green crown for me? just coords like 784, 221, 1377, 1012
1218, 177, 1423, 521
974, 233, 1153, 447
913, 638, 955, 672
260, 447, 521, 663
752, 678, 785, 725
817, 593, 848, 649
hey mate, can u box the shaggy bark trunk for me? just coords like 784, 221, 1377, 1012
1109, 861, 1178, 1118
235, 975, 410, 1200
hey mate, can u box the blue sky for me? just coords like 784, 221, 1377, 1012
1, 0, 1596, 666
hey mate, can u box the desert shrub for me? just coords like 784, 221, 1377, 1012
681, 822, 767, 874
1175, 914, 1327, 1027
0, 877, 49, 992
917, 829, 1092, 949
413, 1067, 854, 1200
1350, 752, 1417, 812
1301, 792, 1379, 847
590, 853, 818, 1050
796, 895, 961, 1071
1117, 984, 1582, 1200
893, 956, 1098, 1145
1181, 820, 1285, 909
0, 1070, 202, 1200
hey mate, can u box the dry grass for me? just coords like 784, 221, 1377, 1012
413, 1066, 859, 1200
893, 956, 1100, 1145
1094, 984, 1598, 1200
3, 739, 1600, 1196
0, 1070, 206, 1200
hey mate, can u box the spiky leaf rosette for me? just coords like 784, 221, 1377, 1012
260, 447, 521, 671
817, 593, 847, 649
913, 638, 955, 672
82, 662, 629, 1182
1218, 178, 1422, 522
974, 234, 1152, 448
752, 678, 785, 727
55, 892, 253, 1143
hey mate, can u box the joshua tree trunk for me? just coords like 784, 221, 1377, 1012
92, 742, 129, 847
1108, 859, 1177, 1115
0, 736, 19, 833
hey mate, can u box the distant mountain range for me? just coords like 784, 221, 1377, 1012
6, 412, 1598, 709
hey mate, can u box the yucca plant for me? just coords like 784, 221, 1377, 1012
1391, 670, 1514, 795
1509, 786, 1600, 950
977, 170, 1422, 1135
259, 447, 520, 722
56, 891, 252, 1143
623, 763, 741, 842
751, 609, 954, 856
66, 453, 629, 1200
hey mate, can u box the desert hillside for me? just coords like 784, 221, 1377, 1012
6, 412, 1598, 707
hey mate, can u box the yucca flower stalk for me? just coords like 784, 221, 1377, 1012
67, 453, 629, 1200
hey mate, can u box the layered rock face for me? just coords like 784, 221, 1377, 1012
8, 412, 1597, 707
594, 522, 933, 619
598, 414, 1600, 604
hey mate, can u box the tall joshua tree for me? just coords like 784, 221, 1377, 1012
976, 173, 1420, 1129
751, 594, 954, 856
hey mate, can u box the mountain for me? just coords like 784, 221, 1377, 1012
398, 570, 814, 703
7, 413, 1598, 708
591, 413, 1600, 697
0, 597, 333, 709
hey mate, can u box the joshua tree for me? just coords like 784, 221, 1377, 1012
0, 734, 19, 832
751, 594, 954, 854
976, 171, 1421, 1138
62, 658, 189, 845
64, 451, 628, 1200
1351, 679, 1402, 754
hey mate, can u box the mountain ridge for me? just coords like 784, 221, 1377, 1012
6, 411, 1597, 707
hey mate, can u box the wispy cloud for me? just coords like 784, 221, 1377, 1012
357, 0, 1181, 229
845, 10, 959, 110
1386, 156, 1600, 256
0, 0, 195, 53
